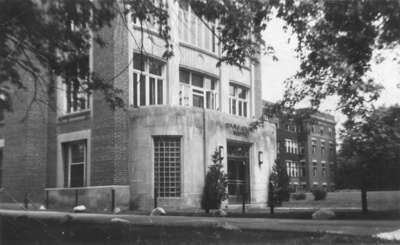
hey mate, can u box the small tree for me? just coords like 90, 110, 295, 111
269, 158, 290, 204
201, 150, 228, 213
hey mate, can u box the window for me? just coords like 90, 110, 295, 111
322, 163, 327, 177
300, 162, 306, 177
178, 0, 216, 53
320, 126, 324, 135
311, 125, 315, 133
229, 83, 249, 117
63, 21, 90, 114
62, 140, 87, 187
179, 69, 218, 109
0, 147, 3, 188
132, 0, 164, 32
285, 139, 299, 154
132, 53, 165, 107
312, 140, 316, 154
328, 127, 333, 136
329, 142, 335, 155
0, 92, 7, 121
154, 137, 181, 197
286, 161, 304, 177
286, 160, 293, 177
321, 142, 325, 155
65, 75, 90, 113
312, 161, 317, 177
299, 144, 305, 155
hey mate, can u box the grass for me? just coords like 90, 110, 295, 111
0, 215, 397, 244
152, 190, 400, 220
282, 190, 400, 210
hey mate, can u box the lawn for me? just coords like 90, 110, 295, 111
0, 215, 397, 244
282, 190, 400, 211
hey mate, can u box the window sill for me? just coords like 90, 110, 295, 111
228, 113, 250, 120
58, 110, 91, 123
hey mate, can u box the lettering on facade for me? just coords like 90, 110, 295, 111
225, 123, 250, 137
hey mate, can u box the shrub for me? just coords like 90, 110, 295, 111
291, 192, 306, 200
275, 188, 290, 203
269, 158, 290, 203
201, 150, 228, 213
312, 189, 327, 201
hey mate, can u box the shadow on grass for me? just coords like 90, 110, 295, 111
1, 215, 397, 244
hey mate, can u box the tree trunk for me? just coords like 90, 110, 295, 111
361, 186, 368, 214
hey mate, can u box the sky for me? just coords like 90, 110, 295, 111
261, 17, 400, 134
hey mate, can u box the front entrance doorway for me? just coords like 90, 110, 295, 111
227, 141, 250, 204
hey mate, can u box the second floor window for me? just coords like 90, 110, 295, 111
329, 142, 335, 155
178, 0, 216, 53
65, 76, 90, 113
312, 162, 317, 177
179, 69, 218, 110
285, 139, 299, 154
229, 83, 249, 117
321, 142, 326, 155
132, 53, 165, 107
312, 140, 317, 154
328, 127, 333, 136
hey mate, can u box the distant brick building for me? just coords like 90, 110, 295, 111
0, 1, 276, 211
263, 102, 336, 191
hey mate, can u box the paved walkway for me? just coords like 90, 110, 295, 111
1, 209, 400, 238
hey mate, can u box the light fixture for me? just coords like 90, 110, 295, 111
258, 151, 263, 166
218, 145, 224, 160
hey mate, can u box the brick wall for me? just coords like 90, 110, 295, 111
1, 72, 49, 203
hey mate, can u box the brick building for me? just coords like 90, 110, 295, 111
263, 102, 336, 191
0, 1, 276, 211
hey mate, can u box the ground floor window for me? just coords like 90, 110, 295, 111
286, 160, 305, 177
154, 136, 181, 198
62, 140, 87, 187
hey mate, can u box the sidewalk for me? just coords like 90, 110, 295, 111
1, 209, 399, 237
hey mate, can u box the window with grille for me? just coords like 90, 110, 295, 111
154, 137, 181, 198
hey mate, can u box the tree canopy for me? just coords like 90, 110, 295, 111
0, 0, 273, 112
337, 105, 400, 211
276, 0, 400, 118
1, 0, 400, 117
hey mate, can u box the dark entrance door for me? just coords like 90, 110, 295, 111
227, 141, 250, 204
